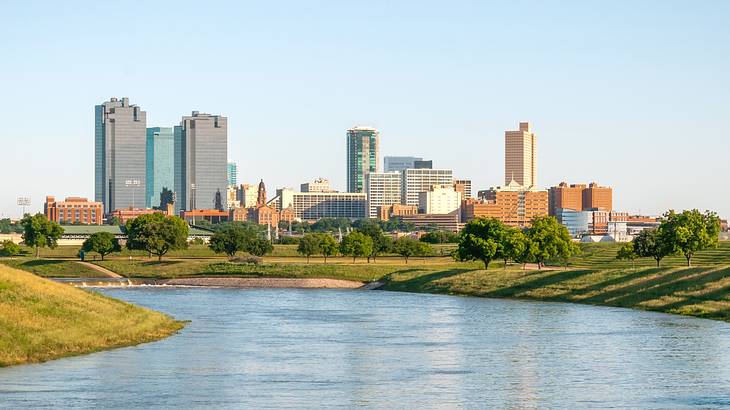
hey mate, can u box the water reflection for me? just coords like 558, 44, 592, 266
1, 288, 729, 409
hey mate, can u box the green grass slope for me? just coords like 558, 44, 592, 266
0, 264, 184, 367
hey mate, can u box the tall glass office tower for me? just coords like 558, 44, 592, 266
174, 111, 228, 212
95, 97, 147, 213
145, 127, 175, 208
227, 162, 238, 187
346, 126, 379, 193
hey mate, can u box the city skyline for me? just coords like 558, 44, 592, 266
2, 1, 729, 218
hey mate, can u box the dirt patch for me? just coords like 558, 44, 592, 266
160, 277, 365, 289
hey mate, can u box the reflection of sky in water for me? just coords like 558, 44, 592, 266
1, 288, 729, 409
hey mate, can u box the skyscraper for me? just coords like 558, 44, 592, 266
365, 172, 402, 219
384, 156, 422, 172
95, 97, 147, 213
227, 162, 238, 187
174, 111, 228, 212
505, 122, 537, 188
346, 126, 379, 193
145, 127, 174, 209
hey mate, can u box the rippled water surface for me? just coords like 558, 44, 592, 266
2, 287, 730, 409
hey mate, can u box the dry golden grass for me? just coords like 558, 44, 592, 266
0, 264, 184, 367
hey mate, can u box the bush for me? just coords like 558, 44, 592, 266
230, 256, 263, 265
0, 240, 21, 257
189, 237, 205, 245
278, 236, 300, 245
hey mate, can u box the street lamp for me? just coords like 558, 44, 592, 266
125, 179, 141, 209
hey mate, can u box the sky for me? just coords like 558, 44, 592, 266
1, 0, 729, 219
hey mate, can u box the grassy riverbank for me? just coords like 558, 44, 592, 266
0, 264, 184, 367
383, 265, 730, 322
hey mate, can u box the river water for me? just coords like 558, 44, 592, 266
1, 287, 730, 409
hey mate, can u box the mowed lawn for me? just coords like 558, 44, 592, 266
384, 265, 730, 322
0, 264, 184, 367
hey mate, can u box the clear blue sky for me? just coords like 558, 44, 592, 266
1, 1, 729, 219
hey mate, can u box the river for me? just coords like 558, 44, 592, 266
1, 287, 730, 409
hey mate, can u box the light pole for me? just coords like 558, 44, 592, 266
125, 179, 141, 209
17, 197, 30, 216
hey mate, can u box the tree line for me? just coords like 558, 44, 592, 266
454, 216, 579, 269
616, 209, 720, 267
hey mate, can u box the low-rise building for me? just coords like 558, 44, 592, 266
377, 204, 419, 221
548, 182, 613, 215
44, 196, 103, 225
466, 182, 548, 228
399, 210, 463, 233
181, 209, 230, 224
418, 184, 461, 214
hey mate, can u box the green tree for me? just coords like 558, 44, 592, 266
0, 218, 12, 234
126, 213, 189, 261
297, 233, 322, 263
108, 215, 121, 226
501, 227, 527, 269
633, 227, 673, 267
526, 216, 575, 269
454, 218, 506, 269
158, 187, 175, 210
339, 232, 373, 263
356, 221, 392, 263
81, 232, 121, 260
209, 225, 256, 257
420, 230, 459, 244
393, 236, 421, 264
318, 234, 339, 263
20, 213, 64, 258
616, 241, 638, 269
0, 240, 21, 257
662, 209, 721, 267
247, 238, 273, 257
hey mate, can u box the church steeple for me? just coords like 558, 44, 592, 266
257, 179, 266, 208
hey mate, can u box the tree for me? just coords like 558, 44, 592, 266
318, 234, 339, 263
356, 221, 392, 263
339, 232, 373, 263
81, 232, 121, 260
420, 230, 459, 244
633, 227, 673, 267
108, 216, 121, 226
126, 213, 189, 261
158, 187, 174, 210
662, 209, 720, 267
514, 237, 538, 270
526, 216, 575, 269
501, 227, 527, 269
297, 233, 322, 263
20, 213, 64, 258
0, 240, 21, 257
616, 241, 638, 269
247, 238, 273, 257
393, 237, 420, 264
0, 218, 12, 234
454, 218, 506, 269
209, 225, 256, 257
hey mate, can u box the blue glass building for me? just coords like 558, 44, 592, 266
556, 208, 591, 237
145, 127, 175, 208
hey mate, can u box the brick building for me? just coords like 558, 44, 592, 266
45, 196, 103, 225
548, 182, 613, 215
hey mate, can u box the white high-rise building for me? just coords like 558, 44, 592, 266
505, 122, 537, 188
365, 172, 402, 219
418, 185, 462, 214
401, 168, 454, 207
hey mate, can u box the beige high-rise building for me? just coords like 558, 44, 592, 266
505, 122, 537, 188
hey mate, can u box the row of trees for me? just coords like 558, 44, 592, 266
208, 224, 273, 257
454, 216, 578, 269
617, 210, 720, 267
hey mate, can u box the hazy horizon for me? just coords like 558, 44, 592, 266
2, 1, 729, 219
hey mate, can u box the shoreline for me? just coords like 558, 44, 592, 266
160, 277, 366, 289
